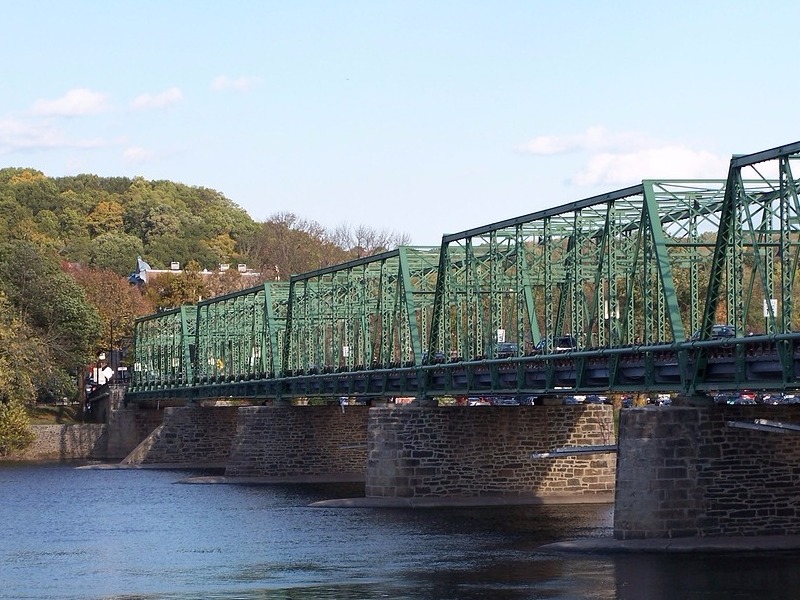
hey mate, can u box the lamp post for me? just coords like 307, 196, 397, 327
108, 317, 117, 375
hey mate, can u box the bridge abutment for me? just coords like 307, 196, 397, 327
365, 405, 616, 501
614, 405, 800, 539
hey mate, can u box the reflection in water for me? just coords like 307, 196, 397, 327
1, 464, 798, 599
615, 553, 800, 600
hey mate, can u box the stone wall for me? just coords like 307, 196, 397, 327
123, 405, 239, 466
225, 405, 369, 479
365, 405, 616, 500
106, 406, 163, 460
0, 424, 107, 462
614, 405, 800, 539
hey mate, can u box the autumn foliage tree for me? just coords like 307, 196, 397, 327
67, 265, 155, 357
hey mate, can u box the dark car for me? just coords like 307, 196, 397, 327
420, 351, 446, 364
495, 342, 518, 358
690, 324, 736, 341
532, 336, 578, 354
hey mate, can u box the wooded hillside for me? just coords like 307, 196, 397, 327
0, 167, 408, 417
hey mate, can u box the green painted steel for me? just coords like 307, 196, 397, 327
129, 282, 289, 396
126, 140, 800, 402
429, 182, 721, 353
130, 306, 195, 393
192, 282, 290, 386
282, 247, 440, 375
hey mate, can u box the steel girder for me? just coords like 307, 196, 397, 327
282, 247, 440, 376
127, 282, 289, 397
192, 282, 290, 386
692, 141, 800, 392
129, 305, 195, 394
428, 182, 727, 355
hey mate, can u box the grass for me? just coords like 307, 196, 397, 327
27, 404, 81, 424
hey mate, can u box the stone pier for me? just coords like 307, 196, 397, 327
225, 405, 369, 480
365, 405, 616, 501
123, 405, 239, 467
120, 403, 616, 502
614, 405, 800, 539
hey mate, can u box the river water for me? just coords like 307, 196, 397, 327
1, 463, 799, 600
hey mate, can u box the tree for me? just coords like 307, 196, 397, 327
0, 241, 102, 401
88, 231, 144, 275
0, 292, 39, 455
67, 265, 155, 359
243, 213, 351, 278
6, 169, 60, 214
0, 198, 33, 238
331, 223, 412, 258
86, 199, 125, 236
153, 263, 207, 309
202, 268, 255, 298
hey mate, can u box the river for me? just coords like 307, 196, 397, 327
1, 463, 799, 599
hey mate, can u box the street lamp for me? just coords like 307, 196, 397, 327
109, 318, 115, 371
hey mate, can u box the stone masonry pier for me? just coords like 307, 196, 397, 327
123, 405, 239, 467
123, 403, 616, 504
225, 405, 370, 480
614, 405, 800, 539
365, 405, 616, 501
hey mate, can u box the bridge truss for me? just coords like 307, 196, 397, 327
128, 141, 800, 403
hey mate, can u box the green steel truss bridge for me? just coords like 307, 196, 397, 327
128, 141, 800, 403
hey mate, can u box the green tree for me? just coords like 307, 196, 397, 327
0, 241, 102, 401
34, 209, 60, 239
0, 198, 32, 237
7, 170, 60, 213
0, 292, 39, 455
59, 206, 90, 239
89, 231, 144, 275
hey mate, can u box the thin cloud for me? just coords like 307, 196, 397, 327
130, 87, 183, 110
30, 88, 110, 117
122, 146, 153, 163
573, 145, 730, 186
517, 127, 730, 185
211, 75, 260, 92
0, 116, 104, 154
517, 126, 652, 155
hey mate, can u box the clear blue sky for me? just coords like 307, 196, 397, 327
1, 1, 797, 246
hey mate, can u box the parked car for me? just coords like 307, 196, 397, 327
490, 396, 519, 406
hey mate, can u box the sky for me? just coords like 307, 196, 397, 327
2, 1, 799, 247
